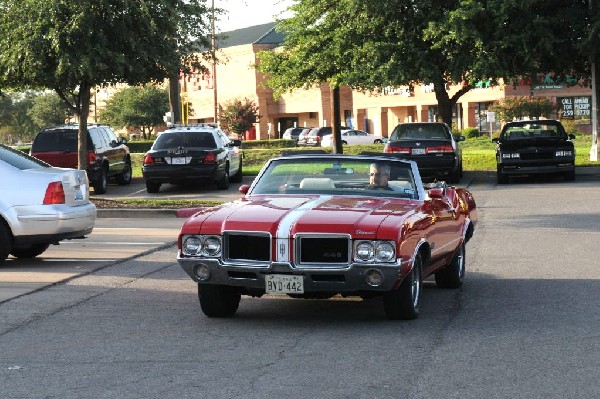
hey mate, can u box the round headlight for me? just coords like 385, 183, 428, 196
355, 241, 375, 261
202, 236, 222, 257
375, 242, 396, 262
183, 236, 202, 255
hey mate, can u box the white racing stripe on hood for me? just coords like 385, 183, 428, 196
275, 196, 333, 262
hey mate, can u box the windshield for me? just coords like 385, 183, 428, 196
501, 122, 568, 140
390, 124, 451, 140
153, 131, 217, 149
251, 157, 419, 199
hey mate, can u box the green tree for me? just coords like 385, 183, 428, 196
99, 85, 169, 139
29, 92, 72, 129
0, 0, 210, 169
489, 97, 553, 122
258, 0, 595, 130
218, 98, 260, 138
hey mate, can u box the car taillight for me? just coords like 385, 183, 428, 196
87, 150, 96, 165
385, 145, 411, 154
43, 182, 65, 204
426, 145, 454, 154
143, 154, 155, 165
203, 152, 217, 164
315, 136, 321, 142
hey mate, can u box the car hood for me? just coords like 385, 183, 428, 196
180, 194, 422, 240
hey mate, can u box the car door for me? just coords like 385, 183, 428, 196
101, 127, 126, 175
216, 130, 240, 175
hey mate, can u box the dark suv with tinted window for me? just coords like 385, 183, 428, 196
30, 124, 132, 194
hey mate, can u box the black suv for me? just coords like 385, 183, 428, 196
493, 119, 575, 184
30, 124, 132, 194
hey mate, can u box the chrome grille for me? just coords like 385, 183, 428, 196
224, 232, 271, 262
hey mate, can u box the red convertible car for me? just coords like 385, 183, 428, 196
178, 154, 477, 320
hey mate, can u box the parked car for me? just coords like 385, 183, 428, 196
282, 127, 311, 141
30, 124, 132, 194
142, 124, 242, 193
321, 129, 384, 147
384, 122, 464, 183
493, 119, 575, 184
300, 126, 351, 147
177, 153, 477, 320
296, 129, 311, 146
0, 144, 96, 263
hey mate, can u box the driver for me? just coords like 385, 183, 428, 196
368, 162, 394, 190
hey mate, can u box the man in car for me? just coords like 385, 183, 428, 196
368, 162, 394, 190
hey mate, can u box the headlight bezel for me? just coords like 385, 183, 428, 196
182, 234, 222, 257
353, 240, 397, 263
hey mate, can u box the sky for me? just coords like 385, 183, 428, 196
215, 0, 293, 32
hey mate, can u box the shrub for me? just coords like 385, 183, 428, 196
462, 127, 480, 138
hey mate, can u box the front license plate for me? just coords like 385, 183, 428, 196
412, 148, 426, 155
265, 274, 304, 294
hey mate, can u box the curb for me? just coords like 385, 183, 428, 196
97, 207, 205, 219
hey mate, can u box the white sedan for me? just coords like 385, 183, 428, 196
321, 130, 385, 146
0, 144, 96, 263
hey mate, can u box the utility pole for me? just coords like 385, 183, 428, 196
211, 0, 218, 124
590, 0, 598, 161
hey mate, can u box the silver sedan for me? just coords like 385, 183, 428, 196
0, 144, 96, 263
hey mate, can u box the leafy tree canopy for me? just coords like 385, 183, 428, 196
0, 0, 211, 167
258, 0, 595, 126
29, 92, 72, 129
99, 85, 169, 139
489, 96, 553, 122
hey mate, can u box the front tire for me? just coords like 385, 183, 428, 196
10, 243, 50, 259
0, 224, 11, 263
116, 162, 132, 185
383, 254, 422, 320
497, 166, 508, 184
198, 284, 241, 317
435, 243, 465, 289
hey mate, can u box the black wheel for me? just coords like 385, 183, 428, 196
10, 243, 50, 259
564, 170, 575, 181
198, 284, 241, 317
116, 162, 132, 185
383, 254, 422, 320
374, 139, 382, 144
145, 181, 161, 193
230, 161, 243, 183
496, 166, 508, 184
435, 243, 465, 289
93, 168, 108, 194
0, 224, 11, 264
216, 167, 230, 190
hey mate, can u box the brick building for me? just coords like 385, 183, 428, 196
182, 22, 594, 140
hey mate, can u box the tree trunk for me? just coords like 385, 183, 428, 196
433, 83, 453, 126
331, 86, 342, 154
169, 75, 181, 124
77, 83, 91, 170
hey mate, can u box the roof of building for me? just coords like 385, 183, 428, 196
216, 22, 285, 48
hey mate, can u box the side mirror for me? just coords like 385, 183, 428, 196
232, 139, 242, 147
492, 137, 499, 143
569, 134, 576, 140
239, 184, 250, 194
120, 137, 128, 144
455, 135, 466, 142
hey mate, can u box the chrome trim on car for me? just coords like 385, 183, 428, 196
294, 233, 352, 268
222, 230, 272, 265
